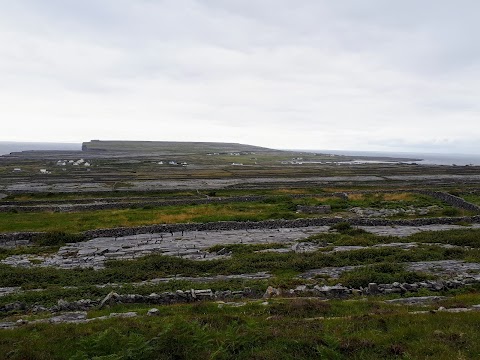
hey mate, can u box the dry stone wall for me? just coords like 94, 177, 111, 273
417, 190, 480, 213
0, 194, 345, 213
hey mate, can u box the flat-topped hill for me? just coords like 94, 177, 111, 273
82, 140, 275, 154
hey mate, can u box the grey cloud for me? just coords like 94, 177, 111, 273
0, 1, 479, 153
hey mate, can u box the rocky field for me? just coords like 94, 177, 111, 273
1, 142, 480, 359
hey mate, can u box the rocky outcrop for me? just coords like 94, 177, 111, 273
350, 205, 441, 217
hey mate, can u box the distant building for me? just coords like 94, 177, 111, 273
13, 168, 21, 172
40, 169, 50, 174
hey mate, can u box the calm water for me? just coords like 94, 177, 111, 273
0, 142, 81, 156
296, 149, 480, 166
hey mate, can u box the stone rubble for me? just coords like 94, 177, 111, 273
350, 206, 442, 218
2, 275, 480, 330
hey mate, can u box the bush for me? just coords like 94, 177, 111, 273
443, 208, 460, 217
330, 222, 367, 236
330, 222, 352, 232
269, 298, 331, 318
32, 232, 85, 246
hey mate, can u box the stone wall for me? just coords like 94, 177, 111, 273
0, 193, 345, 213
3, 276, 479, 315
3, 189, 478, 214
417, 190, 480, 213
296, 205, 332, 214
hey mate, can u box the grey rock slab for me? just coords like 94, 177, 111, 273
406, 260, 480, 276
437, 307, 472, 313
298, 266, 361, 279
329, 246, 366, 253
217, 302, 246, 308
0, 287, 21, 297
0, 322, 16, 330
360, 224, 480, 237
4, 224, 480, 270
48, 312, 88, 324
77, 248, 97, 256
108, 312, 137, 318
385, 296, 447, 304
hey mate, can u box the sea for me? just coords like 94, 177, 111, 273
300, 150, 480, 166
0, 142, 81, 156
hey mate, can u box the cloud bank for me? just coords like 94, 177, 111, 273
1, 0, 479, 153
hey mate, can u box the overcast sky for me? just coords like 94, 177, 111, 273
1, 1, 479, 153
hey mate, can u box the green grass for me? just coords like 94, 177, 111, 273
407, 228, 480, 248
2, 295, 480, 359
336, 263, 432, 288
0, 243, 474, 291
2, 227, 480, 358
460, 193, 480, 206
2, 228, 480, 293
0, 201, 299, 233
0, 191, 462, 233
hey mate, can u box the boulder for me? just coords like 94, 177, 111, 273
147, 308, 160, 316
99, 291, 120, 309
263, 286, 281, 299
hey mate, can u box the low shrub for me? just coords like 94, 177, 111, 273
32, 232, 85, 246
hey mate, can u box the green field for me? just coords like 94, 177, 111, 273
2, 142, 480, 359
1, 192, 465, 233
1, 294, 480, 359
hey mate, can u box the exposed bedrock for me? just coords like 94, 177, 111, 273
2, 215, 480, 247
